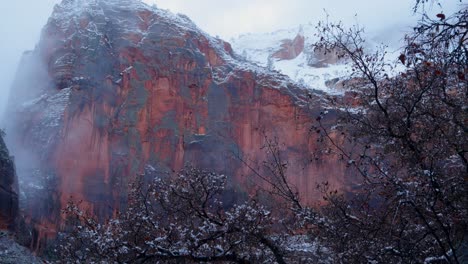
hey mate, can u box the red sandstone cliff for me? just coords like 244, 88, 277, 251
272, 33, 305, 60
6, 0, 351, 249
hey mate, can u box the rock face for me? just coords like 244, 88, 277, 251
272, 33, 305, 60
0, 133, 18, 231
308, 47, 342, 68
6, 0, 350, 250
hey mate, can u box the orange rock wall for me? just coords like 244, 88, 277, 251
6, 2, 352, 250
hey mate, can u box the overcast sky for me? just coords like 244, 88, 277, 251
0, 0, 459, 120
151, 0, 420, 39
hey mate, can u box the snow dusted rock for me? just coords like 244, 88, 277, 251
271, 33, 305, 60
6, 0, 351, 250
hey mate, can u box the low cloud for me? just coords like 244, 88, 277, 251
0, 0, 60, 120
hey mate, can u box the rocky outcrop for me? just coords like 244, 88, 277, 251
6, 0, 352, 250
0, 133, 18, 231
306, 46, 342, 68
272, 33, 305, 60
0, 232, 42, 264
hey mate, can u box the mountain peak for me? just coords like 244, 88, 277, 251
49, 0, 201, 37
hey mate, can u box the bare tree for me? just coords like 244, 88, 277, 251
58, 166, 296, 263
306, 5, 467, 264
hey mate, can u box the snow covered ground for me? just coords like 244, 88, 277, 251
0, 232, 41, 264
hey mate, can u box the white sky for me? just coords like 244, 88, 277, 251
0, 0, 460, 120
150, 0, 420, 39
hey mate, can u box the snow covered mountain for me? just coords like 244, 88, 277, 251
230, 24, 350, 95
230, 23, 405, 95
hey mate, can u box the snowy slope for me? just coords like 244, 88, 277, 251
231, 24, 351, 95
231, 24, 405, 95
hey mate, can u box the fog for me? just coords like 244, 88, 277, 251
0, 0, 460, 121
0, 0, 56, 121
